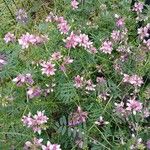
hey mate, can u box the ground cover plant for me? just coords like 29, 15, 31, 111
0, 0, 150, 149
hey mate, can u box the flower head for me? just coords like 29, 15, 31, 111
22, 111, 48, 134
123, 74, 143, 87
41, 61, 56, 76
4, 32, 15, 43
71, 0, 79, 10
69, 106, 88, 126
116, 17, 125, 28
16, 9, 28, 24
126, 98, 143, 114
111, 30, 121, 42
12, 74, 34, 86
85, 79, 96, 91
74, 75, 84, 88
64, 32, 79, 48
100, 41, 113, 54
51, 52, 62, 61
42, 141, 61, 150
133, 2, 144, 13
27, 87, 41, 99
18, 33, 48, 49
57, 22, 70, 34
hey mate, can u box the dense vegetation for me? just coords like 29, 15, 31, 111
0, 0, 150, 149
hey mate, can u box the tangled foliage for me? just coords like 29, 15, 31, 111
0, 0, 150, 149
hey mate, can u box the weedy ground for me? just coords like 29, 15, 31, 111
0, 0, 150, 150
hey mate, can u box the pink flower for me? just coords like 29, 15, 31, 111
133, 2, 144, 13
51, 52, 62, 61
27, 87, 41, 99
22, 112, 33, 127
79, 33, 93, 49
100, 41, 113, 54
138, 25, 149, 40
111, 30, 121, 42
18, 33, 32, 49
126, 99, 143, 114
16, 9, 28, 24
69, 106, 88, 126
24, 138, 43, 150
123, 74, 143, 87
98, 92, 110, 101
129, 75, 143, 87
12, 74, 34, 86
85, 79, 96, 91
64, 32, 79, 48
18, 33, 48, 49
57, 22, 70, 34
41, 61, 56, 76
116, 17, 125, 28
74, 75, 84, 88
4, 32, 15, 43
123, 74, 130, 83
71, 0, 79, 10
33, 111, 49, 125
42, 141, 61, 150
22, 111, 48, 134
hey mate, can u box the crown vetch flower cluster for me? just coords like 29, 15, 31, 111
46, 13, 96, 53
74, 75, 96, 92
40, 51, 73, 76
132, 2, 144, 13
68, 106, 88, 126
99, 15, 128, 55
24, 138, 61, 150
138, 23, 150, 49
42, 141, 61, 150
115, 97, 143, 116
40, 61, 56, 76
16, 9, 28, 24
46, 13, 70, 34
22, 111, 48, 134
115, 14, 125, 28
4, 32, 16, 43
123, 74, 143, 87
27, 86, 41, 99
12, 73, 34, 86
18, 33, 48, 49
71, 0, 79, 10
64, 31, 97, 53
99, 41, 113, 54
